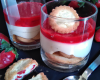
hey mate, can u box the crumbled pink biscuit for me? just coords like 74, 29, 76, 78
49, 5, 80, 34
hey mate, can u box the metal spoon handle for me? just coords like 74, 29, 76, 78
79, 54, 100, 80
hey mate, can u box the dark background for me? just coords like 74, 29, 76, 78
0, 0, 100, 80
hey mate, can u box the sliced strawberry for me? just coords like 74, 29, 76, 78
0, 47, 18, 69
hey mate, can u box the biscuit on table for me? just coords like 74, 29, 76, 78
29, 72, 48, 80
5, 58, 38, 80
49, 5, 80, 34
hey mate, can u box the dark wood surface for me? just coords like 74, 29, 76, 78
0, 1, 100, 80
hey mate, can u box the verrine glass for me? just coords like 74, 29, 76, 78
1, 0, 45, 50
40, 0, 98, 72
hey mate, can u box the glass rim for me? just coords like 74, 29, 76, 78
41, 0, 98, 21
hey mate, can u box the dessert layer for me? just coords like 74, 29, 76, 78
45, 52, 84, 64
40, 32, 93, 58
41, 18, 95, 43
3, 2, 42, 27
7, 23, 40, 39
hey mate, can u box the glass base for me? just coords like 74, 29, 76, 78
12, 41, 40, 50
40, 48, 89, 72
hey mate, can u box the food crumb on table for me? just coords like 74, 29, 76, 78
46, 70, 49, 72
0, 75, 2, 78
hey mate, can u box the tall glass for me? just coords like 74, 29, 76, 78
40, 0, 98, 72
1, 0, 45, 50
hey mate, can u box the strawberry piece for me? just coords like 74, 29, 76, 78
68, 1, 79, 8
0, 33, 9, 43
0, 33, 10, 50
31, 65, 35, 71
17, 76, 22, 78
17, 70, 26, 74
95, 0, 100, 8
0, 47, 18, 69
95, 29, 100, 42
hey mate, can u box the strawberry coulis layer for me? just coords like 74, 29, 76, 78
3, 2, 43, 27
40, 18, 96, 44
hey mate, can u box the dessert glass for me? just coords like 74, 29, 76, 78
40, 0, 98, 72
1, 0, 45, 50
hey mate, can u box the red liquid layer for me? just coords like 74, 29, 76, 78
41, 18, 96, 43
3, 2, 43, 27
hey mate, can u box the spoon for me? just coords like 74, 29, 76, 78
63, 54, 100, 80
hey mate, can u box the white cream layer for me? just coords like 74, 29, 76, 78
40, 32, 93, 58
6, 23, 40, 39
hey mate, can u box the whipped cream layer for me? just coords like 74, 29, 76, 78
6, 22, 40, 39
40, 32, 93, 58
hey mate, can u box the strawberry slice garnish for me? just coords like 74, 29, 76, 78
0, 47, 18, 69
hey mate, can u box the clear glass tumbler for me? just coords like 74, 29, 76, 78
1, 0, 45, 50
40, 0, 98, 72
